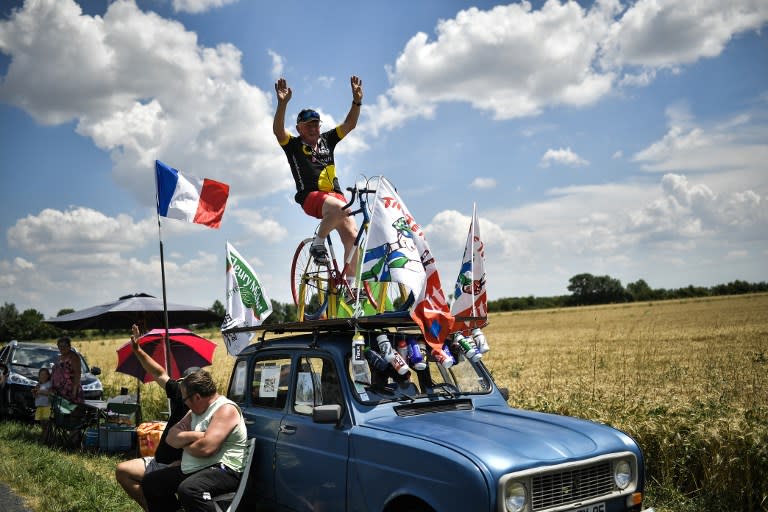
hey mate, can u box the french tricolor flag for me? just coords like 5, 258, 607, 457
155, 160, 230, 229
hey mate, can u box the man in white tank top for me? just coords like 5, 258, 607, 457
141, 369, 248, 512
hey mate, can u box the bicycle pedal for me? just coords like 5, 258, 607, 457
309, 244, 330, 265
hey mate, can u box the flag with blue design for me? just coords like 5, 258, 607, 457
362, 177, 454, 350
450, 204, 488, 330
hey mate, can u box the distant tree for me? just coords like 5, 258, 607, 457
56, 308, 75, 317
210, 300, 225, 318
627, 279, 654, 302
0, 302, 20, 341
263, 300, 297, 323
567, 273, 628, 305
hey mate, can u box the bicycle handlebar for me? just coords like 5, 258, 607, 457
344, 185, 377, 211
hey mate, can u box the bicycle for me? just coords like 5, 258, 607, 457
290, 176, 414, 321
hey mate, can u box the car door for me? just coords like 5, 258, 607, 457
228, 354, 292, 505
275, 354, 349, 511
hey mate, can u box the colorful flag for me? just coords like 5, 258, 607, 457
362, 177, 454, 351
221, 242, 272, 356
155, 160, 229, 228
451, 204, 488, 330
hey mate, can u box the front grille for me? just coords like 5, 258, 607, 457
394, 399, 473, 417
531, 461, 614, 510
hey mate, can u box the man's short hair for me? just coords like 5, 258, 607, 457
181, 369, 216, 397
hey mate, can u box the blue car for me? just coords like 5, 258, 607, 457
225, 317, 653, 512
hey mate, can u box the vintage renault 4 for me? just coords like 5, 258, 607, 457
225, 316, 653, 512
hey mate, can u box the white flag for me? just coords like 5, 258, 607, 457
450, 204, 488, 330
362, 177, 454, 351
221, 242, 272, 356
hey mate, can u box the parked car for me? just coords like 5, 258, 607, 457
0, 340, 103, 420
225, 317, 654, 512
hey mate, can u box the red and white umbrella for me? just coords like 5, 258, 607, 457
116, 328, 216, 383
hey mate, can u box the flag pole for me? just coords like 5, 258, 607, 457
154, 162, 172, 374
154, 161, 173, 416
470, 203, 477, 322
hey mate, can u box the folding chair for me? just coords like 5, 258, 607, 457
46, 395, 96, 450
213, 438, 257, 512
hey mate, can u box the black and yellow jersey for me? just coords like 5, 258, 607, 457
280, 127, 345, 205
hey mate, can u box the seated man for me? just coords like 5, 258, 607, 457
141, 369, 248, 512
115, 325, 196, 511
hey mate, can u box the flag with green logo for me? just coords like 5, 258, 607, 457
221, 241, 272, 355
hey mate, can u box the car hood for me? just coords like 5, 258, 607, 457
362, 403, 634, 474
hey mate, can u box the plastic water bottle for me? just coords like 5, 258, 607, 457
364, 347, 390, 373
417, 340, 429, 365
431, 343, 455, 369
472, 328, 490, 354
455, 333, 482, 363
397, 339, 409, 361
351, 332, 371, 384
377, 334, 409, 375
406, 337, 426, 370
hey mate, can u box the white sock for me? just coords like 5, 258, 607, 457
311, 236, 324, 248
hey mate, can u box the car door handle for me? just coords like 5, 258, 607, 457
279, 424, 296, 435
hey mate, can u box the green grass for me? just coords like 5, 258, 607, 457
0, 421, 141, 512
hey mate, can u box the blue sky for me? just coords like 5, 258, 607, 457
1, 0, 766, 319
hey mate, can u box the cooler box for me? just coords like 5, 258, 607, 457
99, 426, 135, 452
137, 421, 167, 457
99, 401, 139, 452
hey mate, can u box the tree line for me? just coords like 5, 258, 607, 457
488, 274, 768, 312
0, 299, 297, 343
1, 275, 766, 341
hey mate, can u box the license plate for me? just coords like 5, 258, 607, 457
575, 503, 605, 512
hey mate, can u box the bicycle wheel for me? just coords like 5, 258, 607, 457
291, 238, 330, 319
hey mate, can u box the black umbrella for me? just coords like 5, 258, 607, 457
44, 293, 221, 331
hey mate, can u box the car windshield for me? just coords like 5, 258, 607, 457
349, 350, 491, 404
11, 346, 90, 373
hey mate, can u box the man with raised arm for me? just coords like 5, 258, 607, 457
141, 369, 248, 512
273, 75, 363, 275
115, 324, 195, 511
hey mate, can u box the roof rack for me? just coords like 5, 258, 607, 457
222, 314, 419, 337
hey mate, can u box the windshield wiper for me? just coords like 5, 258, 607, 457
427, 383, 457, 399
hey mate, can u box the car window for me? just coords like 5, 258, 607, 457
228, 359, 248, 404
350, 346, 492, 403
293, 356, 342, 416
250, 356, 292, 410
12, 346, 58, 368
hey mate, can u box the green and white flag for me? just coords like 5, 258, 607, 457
221, 241, 272, 356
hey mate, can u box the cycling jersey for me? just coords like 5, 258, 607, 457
280, 127, 345, 205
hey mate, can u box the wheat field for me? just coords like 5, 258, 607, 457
73, 293, 768, 511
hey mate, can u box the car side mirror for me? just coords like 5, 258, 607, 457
499, 387, 509, 401
91, 367, 102, 376
312, 404, 342, 424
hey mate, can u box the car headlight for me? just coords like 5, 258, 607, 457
504, 481, 527, 512
614, 459, 632, 490
8, 372, 36, 386
82, 380, 103, 391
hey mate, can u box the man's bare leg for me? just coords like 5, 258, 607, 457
116, 458, 148, 511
